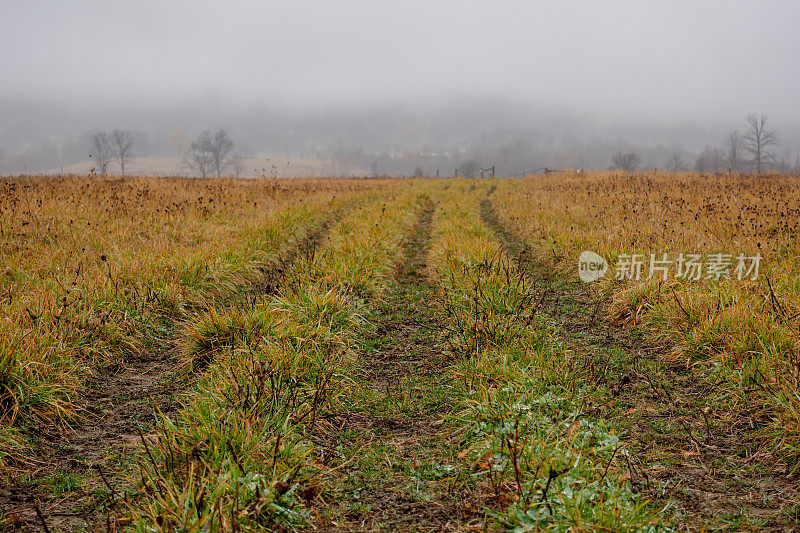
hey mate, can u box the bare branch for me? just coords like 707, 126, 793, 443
89, 131, 111, 176
744, 113, 778, 173
111, 130, 134, 177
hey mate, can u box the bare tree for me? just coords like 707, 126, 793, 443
185, 131, 215, 178
231, 153, 245, 178
209, 129, 234, 178
90, 131, 111, 175
694, 145, 722, 173
185, 129, 236, 178
611, 152, 641, 172
665, 151, 686, 172
744, 113, 777, 173
457, 159, 479, 178
111, 130, 134, 177
723, 131, 746, 172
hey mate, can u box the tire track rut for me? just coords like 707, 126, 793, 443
322, 199, 477, 531
1, 214, 341, 532
480, 196, 800, 531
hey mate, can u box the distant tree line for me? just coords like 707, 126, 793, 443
617, 113, 783, 174
2, 112, 797, 177
336, 113, 796, 178
85, 128, 244, 178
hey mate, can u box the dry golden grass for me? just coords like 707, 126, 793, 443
493, 170, 800, 461
0, 175, 386, 446
3, 173, 795, 530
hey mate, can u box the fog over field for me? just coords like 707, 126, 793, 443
5, 3, 800, 530
1, 0, 798, 175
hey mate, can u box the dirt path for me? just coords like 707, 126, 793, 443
0, 216, 339, 532
480, 197, 800, 531
318, 199, 479, 531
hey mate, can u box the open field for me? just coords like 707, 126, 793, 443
34, 157, 333, 179
1, 172, 799, 531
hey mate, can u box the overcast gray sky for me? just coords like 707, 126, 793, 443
1, 0, 798, 121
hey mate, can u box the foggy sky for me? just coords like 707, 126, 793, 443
1, 1, 799, 175
2, 0, 798, 120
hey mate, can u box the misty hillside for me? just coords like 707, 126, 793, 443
2, 96, 798, 176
